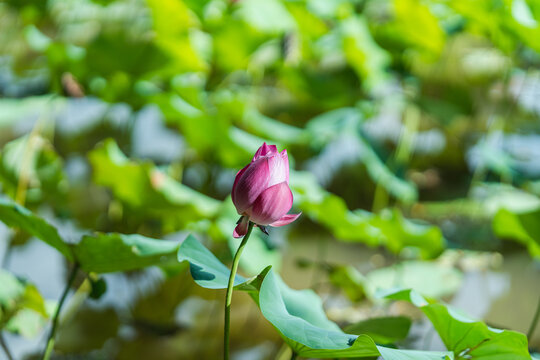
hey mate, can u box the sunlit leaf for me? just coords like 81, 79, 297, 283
384, 0, 445, 58
146, 0, 208, 73
383, 289, 531, 359
493, 207, 540, 260
0, 270, 48, 338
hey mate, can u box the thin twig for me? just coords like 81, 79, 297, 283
41, 263, 80, 360
0, 333, 14, 360
527, 292, 540, 341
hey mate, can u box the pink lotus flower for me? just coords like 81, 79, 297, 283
232, 143, 301, 238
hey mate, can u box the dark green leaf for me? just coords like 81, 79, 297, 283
56, 307, 120, 353
177, 234, 249, 289
344, 316, 412, 344
0, 198, 73, 260
74, 233, 180, 273
88, 277, 107, 300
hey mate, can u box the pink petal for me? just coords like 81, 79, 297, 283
233, 216, 249, 238
267, 150, 289, 187
269, 212, 301, 227
252, 142, 278, 162
248, 182, 293, 226
231, 164, 249, 205
232, 157, 270, 214
281, 149, 290, 184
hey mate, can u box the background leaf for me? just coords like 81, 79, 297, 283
383, 289, 531, 359
0, 198, 73, 260
74, 233, 180, 273
0, 269, 49, 338
344, 316, 412, 344
493, 207, 540, 259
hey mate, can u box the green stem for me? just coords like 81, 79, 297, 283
0, 333, 14, 360
224, 222, 254, 360
42, 263, 79, 360
290, 351, 298, 360
527, 292, 540, 341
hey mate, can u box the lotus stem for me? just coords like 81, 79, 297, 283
224, 222, 254, 360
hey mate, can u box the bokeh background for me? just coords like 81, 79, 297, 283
1, 0, 540, 359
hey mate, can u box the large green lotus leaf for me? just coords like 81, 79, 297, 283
382, 289, 531, 359
0, 198, 73, 261
178, 233, 247, 289
178, 236, 453, 359
259, 270, 453, 359
493, 207, 540, 259
74, 233, 181, 273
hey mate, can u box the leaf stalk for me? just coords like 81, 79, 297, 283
224, 222, 254, 360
